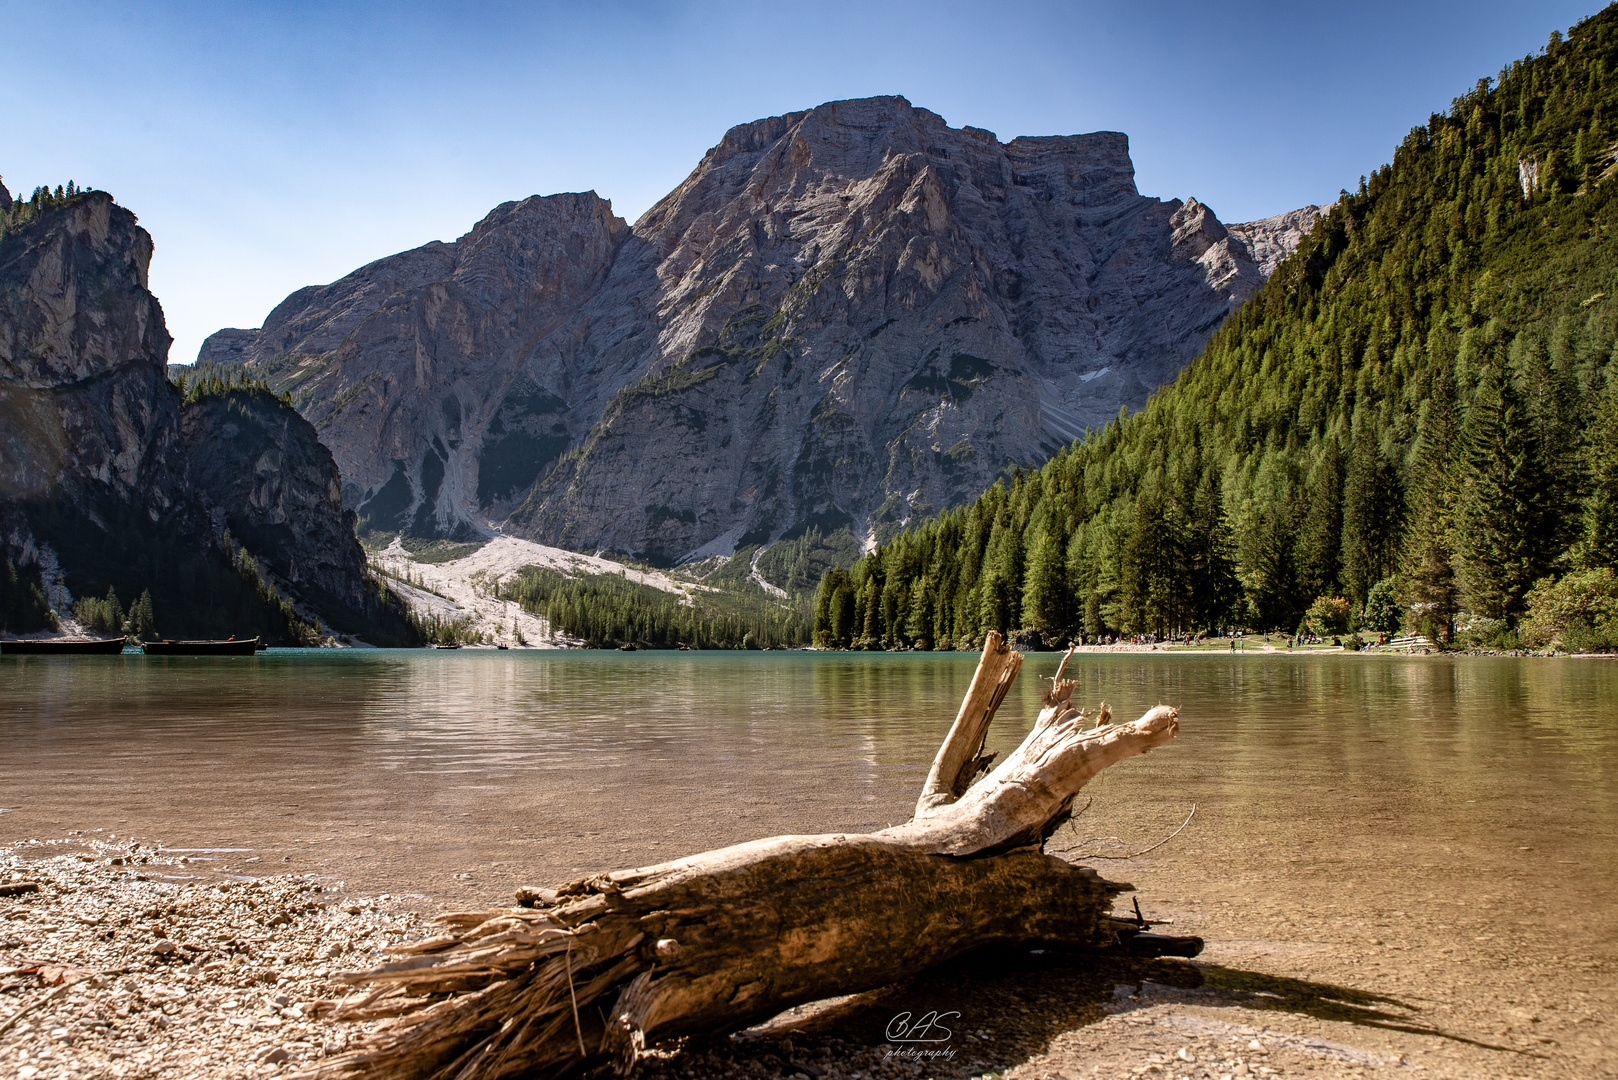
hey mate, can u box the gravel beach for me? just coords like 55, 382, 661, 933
1, 837, 409, 1078
8, 833, 1600, 1080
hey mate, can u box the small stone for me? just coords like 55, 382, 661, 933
151, 939, 179, 955
258, 1045, 291, 1064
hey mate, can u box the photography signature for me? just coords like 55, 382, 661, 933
885, 1009, 960, 1043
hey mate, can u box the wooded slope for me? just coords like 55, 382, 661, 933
817, 8, 1618, 649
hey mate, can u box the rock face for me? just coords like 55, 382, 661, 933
0, 191, 382, 637
180, 390, 370, 612
1226, 204, 1328, 278
194, 326, 257, 367
0, 192, 182, 510
211, 193, 627, 538
210, 96, 1320, 564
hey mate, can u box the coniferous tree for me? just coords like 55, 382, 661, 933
1021, 521, 1069, 642
128, 590, 157, 641
1578, 369, 1618, 569
1185, 470, 1240, 630
814, 8, 1618, 649
1295, 441, 1345, 601
1120, 485, 1181, 635
1342, 438, 1404, 609
906, 575, 935, 646
1456, 365, 1559, 621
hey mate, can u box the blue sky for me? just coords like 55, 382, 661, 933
0, 0, 1598, 367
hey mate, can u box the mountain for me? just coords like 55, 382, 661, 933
0, 184, 412, 643
815, 10, 1618, 651
204, 97, 1320, 566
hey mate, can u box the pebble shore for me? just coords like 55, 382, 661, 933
0, 836, 1564, 1080
1, 837, 411, 1078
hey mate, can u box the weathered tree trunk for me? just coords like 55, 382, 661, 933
306, 633, 1181, 1080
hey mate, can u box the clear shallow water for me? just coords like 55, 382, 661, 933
2, 650, 1616, 1070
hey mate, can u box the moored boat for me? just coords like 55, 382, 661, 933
141, 637, 261, 656
1, 637, 128, 655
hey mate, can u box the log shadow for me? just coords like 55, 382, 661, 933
637, 946, 1537, 1079
636, 946, 1198, 1078
1186, 964, 1539, 1057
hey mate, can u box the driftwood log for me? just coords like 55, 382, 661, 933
305, 632, 1182, 1079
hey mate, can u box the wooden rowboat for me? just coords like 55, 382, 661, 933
141, 637, 261, 656
1, 637, 127, 655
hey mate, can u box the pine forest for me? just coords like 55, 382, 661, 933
816, 10, 1618, 654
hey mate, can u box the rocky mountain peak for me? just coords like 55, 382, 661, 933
209, 96, 1324, 566
2, 190, 396, 641
1, 191, 176, 504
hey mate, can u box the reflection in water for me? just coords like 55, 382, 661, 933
2, 650, 1615, 1070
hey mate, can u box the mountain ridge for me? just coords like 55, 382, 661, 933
0, 187, 412, 643
203, 96, 1322, 566
813, 9, 1618, 651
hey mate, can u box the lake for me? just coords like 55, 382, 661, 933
2, 649, 1614, 1076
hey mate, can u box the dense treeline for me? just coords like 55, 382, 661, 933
506, 566, 808, 649
171, 361, 289, 406
71, 586, 158, 639
16, 498, 325, 645
0, 557, 53, 634
818, 10, 1618, 653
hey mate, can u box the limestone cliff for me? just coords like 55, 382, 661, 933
180, 389, 371, 614
0, 189, 396, 640
209, 96, 1320, 564
1226, 204, 1328, 278
0, 191, 182, 511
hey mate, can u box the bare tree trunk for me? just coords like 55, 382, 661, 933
305, 633, 1181, 1080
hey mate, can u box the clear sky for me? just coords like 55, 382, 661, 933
0, 0, 1600, 367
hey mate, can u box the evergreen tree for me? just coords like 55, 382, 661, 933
1295, 441, 1345, 601
906, 574, 935, 646
1456, 365, 1559, 621
1120, 486, 1181, 635
128, 590, 157, 641
1578, 368, 1618, 568
1185, 470, 1240, 630
1021, 522, 1069, 642
1342, 437, 1404, 609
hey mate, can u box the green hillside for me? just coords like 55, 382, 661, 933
816, 8, 1618, 653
